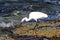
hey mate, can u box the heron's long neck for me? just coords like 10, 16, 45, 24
26, 18, 31, 21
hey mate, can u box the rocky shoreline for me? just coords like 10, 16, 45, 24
0, 20, 60, 40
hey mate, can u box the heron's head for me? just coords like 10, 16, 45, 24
21, 17, 28, 22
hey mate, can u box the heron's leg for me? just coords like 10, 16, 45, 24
30, 21, 38, 30
34, 21, 38, 29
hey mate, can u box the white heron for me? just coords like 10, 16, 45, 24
21, 12, 48, 30
21, 12, 48, 22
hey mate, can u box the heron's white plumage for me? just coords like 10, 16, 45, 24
21, 12, 48, 22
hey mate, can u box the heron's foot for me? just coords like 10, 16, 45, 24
29, 26, 37, 30
29, 28, 35, 30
